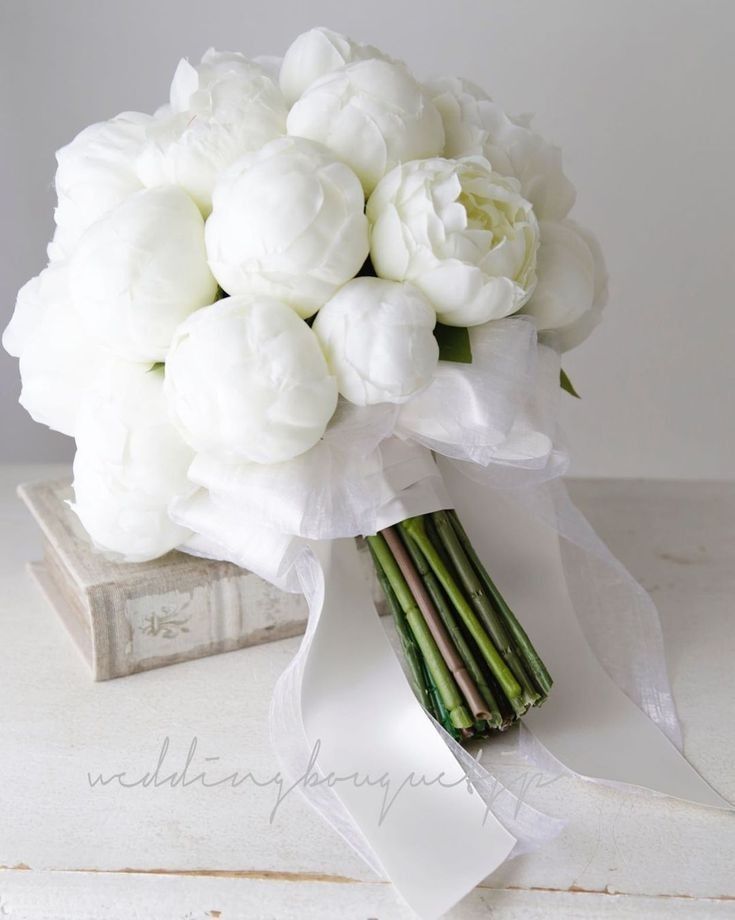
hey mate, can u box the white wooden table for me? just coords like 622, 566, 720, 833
1, 465, 733, 919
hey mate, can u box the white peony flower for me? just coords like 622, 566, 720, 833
3, 261, 107, 437
3, 265, 63, 360
279, 27, 391, 106
72, 362, 194, 562
137, 48, 287, 213
313, 277, 438, 406
48, 112, 152, 261
69, 186, 218, 362
167, 49, 267, 113
165, 295, 338, 464
426, 76, 576, 221
205, 136, 369, 318
523, 219, 608, 351
368, 156, 539, 326
287, 59, 445, 195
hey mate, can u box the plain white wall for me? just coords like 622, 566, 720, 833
1, 0, 733, 478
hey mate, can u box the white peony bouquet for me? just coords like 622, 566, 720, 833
5, 27, 627, 915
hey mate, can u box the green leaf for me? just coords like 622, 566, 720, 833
148, 362, 165, 374
560, 368, 580, 398
434, 323, 473, 364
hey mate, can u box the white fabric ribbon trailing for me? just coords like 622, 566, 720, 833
172, 322, 730, 918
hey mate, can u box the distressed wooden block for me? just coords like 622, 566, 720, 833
18, 479, 383, 681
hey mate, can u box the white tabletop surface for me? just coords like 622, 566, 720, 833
0, 465, 733, 920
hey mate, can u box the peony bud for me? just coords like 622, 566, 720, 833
165, 295, 338, 464
205, 137, 368, 318
279, 27, 391, 105
72, 362, 194, 562
313, 277, 438, 406
287, 59, 445, 195
137, 48, 287, 214
3, 262, 107, 437
3, 265, 63, 360
48, 112, 152, 261
523, 220, 608, 351
69, 187, 218, 362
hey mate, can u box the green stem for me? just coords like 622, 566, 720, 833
399, 528, 505, 730
401, 517, 526, 715
424, 515, 516, 726
432, 511, 540, 710
422, 658, 460, 739
448, 510, 553, 696
368, 541, 432, 713
382, 526, 490, 721
425, 514, 455, 574
366, 534, 473, 730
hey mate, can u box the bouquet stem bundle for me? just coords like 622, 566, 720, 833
368, 510, 552, 741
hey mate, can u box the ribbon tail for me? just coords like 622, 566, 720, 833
439, 458, 730, 809
532, 478, 682, 748
270, 538, 565, 918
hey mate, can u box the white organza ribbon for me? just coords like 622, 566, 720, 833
171, 324, 730, 917
438, 458, 727, 807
